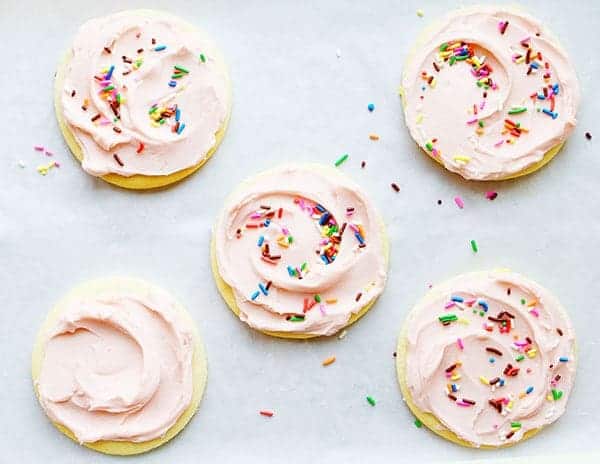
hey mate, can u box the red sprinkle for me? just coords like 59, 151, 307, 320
136, 142, 145, 154
485, 191, 498, 200
259, 410, 274, 417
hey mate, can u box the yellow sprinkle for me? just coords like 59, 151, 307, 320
322, 356, 336, 366
527, 349, 537, 358
325, 298, 338, 304
453, 155, 471, 163
507, 401, 513, 409
458, 318, 470, 325
476, 128, 485, 136
479, 376, 490, 385
37, 162, 56, 176
547, 394, 553, 401
416, 9, 424, 17
338, 329, 347, 340
416, 114, 424, 124
519, 392, 527, 399
277, 239, 289, 249
516, 55, 526, 64
451, 374, 461, 381
369, 134, 380, 141
429, 77, 437, 88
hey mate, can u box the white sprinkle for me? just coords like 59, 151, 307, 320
335, 48, 341, 58
17, 160, 26, 168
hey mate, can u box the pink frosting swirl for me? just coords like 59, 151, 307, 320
60, 10, 230, 177
215, 165, 388, 336
404, 270, 576, 447
401, 6, 579, 180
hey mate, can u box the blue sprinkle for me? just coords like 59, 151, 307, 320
537, 94, 546, 100
315, 204, 326, 213
106, 65, 115, 80
257, 235, 264, 247
319, 212, 330, 226
168, 80, 177, 87
421, 85, 426, 91
559, 356, 569, 363
354, 232, 364, 245
489, 357, 495, 363
154, 45, 167, 51
367, 103, 375, 112
451, 296, 464, 303
530, 61, 540, 69
499, 379, 505, 387
320, 254, 330, 264
264, 219, 271, 227
250, 290, 260, 301
259, 283, 268, 296
287, 266, 295, 277
553, 83, 559, 95
177, 123, 186, 134
451, 384, 458, 392
526, 386, 534, 394
542, 109, 558, 119
478, 300, 489, 311
175, 108, 181, 122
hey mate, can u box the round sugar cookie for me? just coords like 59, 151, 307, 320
31, 277, 207, 455
55, 9, 231, 189
399, 5, 579, 181
212, 164, 389, 339
396, 270, 576, 448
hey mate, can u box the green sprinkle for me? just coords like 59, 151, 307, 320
511, 422, 522, 429
508, 107, 527, 115
288, 236, 294, 244
515, 354, 525, 362
159, 118, 166, 125
552, 389, 563, 401
334, 153, 349, 167
171, 74, 185, 79
103, 85, 115, 92
521, 298, 526, 305
470, 240, 478, 253
425, 142, 433, 151
449, 55, 457, 66
479, 311, 484, 317
300, 262, 307, 271
314, 295, 321, 303
455, 55, 469, 61
199, 53, 206, 63
366, 396, 376, 406
440, 42, 449, 52
116, 93, 122, 104
478, 120, 484, 128
289, 315, 305, 322
414, 418, 423, 428
174, 65, 189, 74
149, 106, 158, 114
438, 314, 458, 322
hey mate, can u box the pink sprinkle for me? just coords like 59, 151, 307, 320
281, 227, 289, 235
53, 161, 60, 168
465, 299, 476, 306
485, 191, 498, 200
494, 139, 504, 147
34, 145, 44, 151
457, 338, 464, 350
250, 213, 261, 219
480, 100, 486, 110
454, 196, 464, 209
319, 304, 326, 316
529, 309, 539, 317
466, 118, 479, 125
445, 302, 456, 309
456, 400, 473, 407
514, 341, 529, 347
44, 150, 54, 157
348, 223, 359, 233
431, 148, 439, 157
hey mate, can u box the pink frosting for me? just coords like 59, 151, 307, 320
215, 165, 387, 336
401, 6, 579, 180
36, 292, 194, 443
405, 271, 576, 447
60, 10, 230, 177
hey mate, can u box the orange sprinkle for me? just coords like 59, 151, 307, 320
322, 356, 336, 366
369, 133, 380, 141
325, 298, 338, 304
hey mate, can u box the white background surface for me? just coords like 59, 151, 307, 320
1, 0, 599, 462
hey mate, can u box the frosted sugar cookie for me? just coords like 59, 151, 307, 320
400, 6, 579, 180
397, 270, 576, 447
56, 10, 231, 189
212, 164, 388, 338
32, 277, 207, 455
